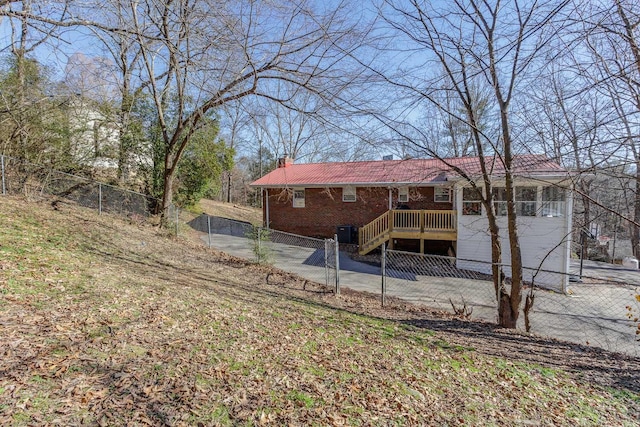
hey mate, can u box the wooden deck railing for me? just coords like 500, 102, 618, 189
422, 210, 456, 231
359, 210, 390, 248
359, 209, 457, 254
392, 210, 421, 231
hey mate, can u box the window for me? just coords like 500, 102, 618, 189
434, 187, 451, 203
342, 186, 356, 202
293, 188, 305, 208
492, 187, 507, 216
542, 186, 565, 217
493, 187, 537, 216
462, 187, 482, 215
516, 187, 537, 217
398, 186, 409, 203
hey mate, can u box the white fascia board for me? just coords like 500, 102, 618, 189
447, 174, 573, 186
250, 181, 452, 188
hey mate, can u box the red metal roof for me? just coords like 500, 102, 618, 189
250, 155, 568, 187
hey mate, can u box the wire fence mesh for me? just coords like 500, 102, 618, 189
525, 268, 640, 356
3, 154, 639, 357
1, 155, 155, 217
384, 250, 497, 320
383, 249, 640, 357
188, 214, 338, 290
266, 229, 336, 290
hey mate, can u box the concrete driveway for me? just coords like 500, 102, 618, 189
571, 259, 640, 283
201, 228, 640, 357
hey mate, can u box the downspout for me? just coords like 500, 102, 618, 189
388, 188, 393, 210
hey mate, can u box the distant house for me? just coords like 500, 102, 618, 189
251, 155, 573, 292
66, 96, 151, 175
67, 97, 120, 169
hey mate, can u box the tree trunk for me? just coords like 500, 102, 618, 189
633, 162, 640, 258
502, 172, 523, 329
580, 180, 591, 258
480, 182, 511, 327
161, 154, 177, 220
489, 218, 512, 324
488, 215, 502, 298
118, 91, 132, 184
485, 198, 513, 327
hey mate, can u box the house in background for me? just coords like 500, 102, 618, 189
66, 95, 152, 177
250, 155, 573, 292
67, 96, 120, 169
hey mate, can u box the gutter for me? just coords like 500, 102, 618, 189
249, 181, 452, 189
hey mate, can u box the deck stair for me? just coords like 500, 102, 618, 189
358, 210, 457, 255
358, 211, 391, 255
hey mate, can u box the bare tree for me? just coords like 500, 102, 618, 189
372, 0, 569, 327
105, 0, 362, 218
522, 68, 610, 242
82, 0, 147, 184
241, 86, 349, 165
575, 0, 640, 256
0, 0, 72, 164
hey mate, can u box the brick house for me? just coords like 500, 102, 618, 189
251, 155, 573, 291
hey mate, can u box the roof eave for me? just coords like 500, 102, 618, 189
249, 181, 451, 188
446, 172, 572, 182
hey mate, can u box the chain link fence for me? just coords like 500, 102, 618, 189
382, 249, 640, 357
187, 213, 339, 290
1, 155, 154, 217
3, 155, 639, 356
267, 229, 338, 291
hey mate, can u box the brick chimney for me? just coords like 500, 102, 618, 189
277, 155, 294, 168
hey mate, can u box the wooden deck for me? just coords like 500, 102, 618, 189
359, 210, 457, 255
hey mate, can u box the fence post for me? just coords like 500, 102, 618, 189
98, 183, 102, 214
381, 242, 386, 307
257, 226, 262, 262
175, 205, 179, 237
579, 230, 586, 278
334, 234, 340, 295
325, 239, 329, 287
207, 214, 212, 248
1, 154, 5, 195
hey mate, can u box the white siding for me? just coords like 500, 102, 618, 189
455, 185, 572, 292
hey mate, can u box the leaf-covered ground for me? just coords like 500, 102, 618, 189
0, 195, 638, 426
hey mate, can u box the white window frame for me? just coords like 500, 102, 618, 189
462, 187, 482, 216
515, 186, 537, 217
434, 187, 451, 203
542, 186, 566, 217
293, 188, 305, 208
342, 186, 357, 202
492, 187, 507, 216
493, 186, 538, 216
398, 186, 409, 203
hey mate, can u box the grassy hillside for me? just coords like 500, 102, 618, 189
197, 199, 262, 225
0, 195, 638, 426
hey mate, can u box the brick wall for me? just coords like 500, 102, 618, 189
265, 186, 453, 238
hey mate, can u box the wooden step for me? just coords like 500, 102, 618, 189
359, 233, 389, 255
